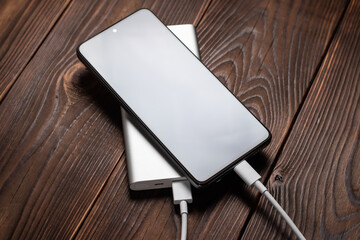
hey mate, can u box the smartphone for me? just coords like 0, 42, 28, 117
77, 9, 271, 188
123, 24, 199, 190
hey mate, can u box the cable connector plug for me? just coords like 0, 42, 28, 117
172, 180, 193, 240
233, 159, 262, 186
172, 180, 193, 205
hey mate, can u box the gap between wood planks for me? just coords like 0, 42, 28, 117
193, 0, 212, 27
70, 151, 126, 240
237, 0, 352, 239
0, 0, 73, 104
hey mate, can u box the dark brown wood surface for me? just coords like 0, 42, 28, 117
0, 0, 71, 102
243, 0, 360, 239
75, 0, 352, 239
0, 0, 358, 239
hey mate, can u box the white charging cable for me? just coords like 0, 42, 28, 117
172, 180, 193, 240
234, 160, 306, 240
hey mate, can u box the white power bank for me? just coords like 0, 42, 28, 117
122, 24, 200, 190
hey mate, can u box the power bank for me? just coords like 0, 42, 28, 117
122, 24, 200, 190
77, 9, 271, 187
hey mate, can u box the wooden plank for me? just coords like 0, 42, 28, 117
74, 0, 349, 239
0, 0, 71, 102
75, 154, 178, 239
183, 0, 349, 238
0, 0, 206, 239
242, 0, 360, 239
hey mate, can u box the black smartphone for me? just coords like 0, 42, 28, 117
77, 9, 271, 188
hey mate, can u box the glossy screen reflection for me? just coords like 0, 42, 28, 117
78, 9, 270, 185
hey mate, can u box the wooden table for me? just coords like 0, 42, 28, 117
1, 0, 359, 239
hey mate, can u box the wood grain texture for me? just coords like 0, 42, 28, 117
198, 0, 348, 168
0, 0, 206, 239
243, 0, 360, 239
75, 154, 178, 239
183, 0, 348, 238
0, 0, 71, 102
73, 0, 349, 239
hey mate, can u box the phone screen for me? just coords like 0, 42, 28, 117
77, 9, 270, 186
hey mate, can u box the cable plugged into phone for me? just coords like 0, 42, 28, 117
172, 180, 193, 240
234, 160, 306, 240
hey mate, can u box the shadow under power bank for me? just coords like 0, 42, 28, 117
122, 24, 200, 190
